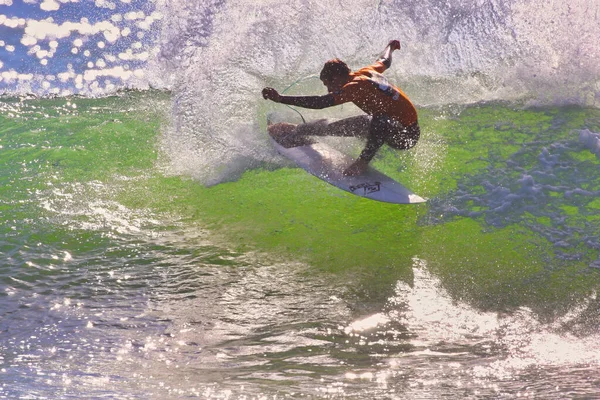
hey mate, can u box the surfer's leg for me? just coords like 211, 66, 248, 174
278, 115, 371, 148
357, 116, 389, 163
355, 116, 420, 163
296, 115, 371, 138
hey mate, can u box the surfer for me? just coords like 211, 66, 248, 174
262, 40, 419, 176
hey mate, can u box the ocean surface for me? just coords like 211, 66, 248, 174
2, 0, 600, 399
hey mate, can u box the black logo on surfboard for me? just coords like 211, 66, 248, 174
349, 182, 381, 195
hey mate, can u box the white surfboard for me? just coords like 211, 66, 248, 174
268, 123, 426, 204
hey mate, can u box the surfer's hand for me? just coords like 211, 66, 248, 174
343, 159, 368, 176
262, 87, 281, 102
388, 40, 401, 51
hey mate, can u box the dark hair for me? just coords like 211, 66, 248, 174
319, 59, 350, 81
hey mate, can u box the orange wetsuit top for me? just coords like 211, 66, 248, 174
331, 61, 417, 127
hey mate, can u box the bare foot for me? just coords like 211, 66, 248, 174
268, 122, 296, 139
268, 122, 315, 148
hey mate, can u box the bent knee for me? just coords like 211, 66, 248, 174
388, 124, 420, 150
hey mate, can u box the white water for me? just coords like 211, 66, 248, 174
158, 0, 600, 105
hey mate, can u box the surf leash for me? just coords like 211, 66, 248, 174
280, 75, 320, 124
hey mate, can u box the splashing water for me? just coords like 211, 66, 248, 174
152, 0, 600, 183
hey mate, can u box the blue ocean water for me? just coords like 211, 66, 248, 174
1, 1, 600, 399
0, 0, 163, 95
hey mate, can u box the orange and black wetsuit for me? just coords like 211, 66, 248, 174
279, 54, 419, 163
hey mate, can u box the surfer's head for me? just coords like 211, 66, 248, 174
320, 59, 351, 92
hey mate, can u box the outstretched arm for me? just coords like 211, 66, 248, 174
262, 88, 335, 109
377, 39, 401, 69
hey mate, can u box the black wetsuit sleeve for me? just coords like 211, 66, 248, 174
279, 94, 335, 109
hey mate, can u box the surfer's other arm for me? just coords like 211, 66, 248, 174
376, 40, 401, 69
262, 88, 335, 109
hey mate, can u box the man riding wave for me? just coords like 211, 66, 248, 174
262, 40, 420, 176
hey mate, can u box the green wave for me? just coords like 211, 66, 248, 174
2, 91, 600, 314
